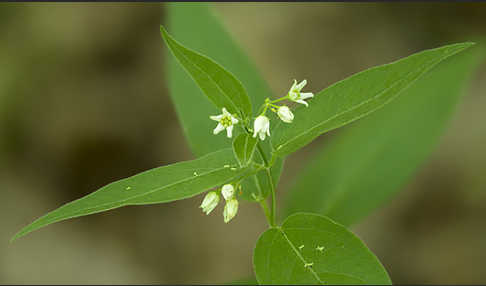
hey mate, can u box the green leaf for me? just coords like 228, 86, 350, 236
12, 148, 251, 241
165, 3, 271, 156
233, 133, 257, 167
164, 3, 284, 202
271, 42, 475, 157
283, 45, 482, 226
253, 213, 391, 285
160, 25, 252, 121
165, 3, 228, 155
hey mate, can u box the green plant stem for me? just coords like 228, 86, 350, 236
269, 103, 280, 108
261, 103, 270, 116
256, 142, 277, 227
243, 124, 277, 227
266, 168, 277, 226
259, 199, 272, 228
256, 143, 269, 166
271, 95, 289, 104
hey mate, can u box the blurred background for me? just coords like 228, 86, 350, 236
1, 3, 486, 284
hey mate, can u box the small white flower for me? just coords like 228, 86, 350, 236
200, 191, 220, 215
277, 105, 294, 123
223, 198, 239, 223
253, 115, 270, 141
210, 107, 239, 138
288, 79, 314, 107
221, 184, 235, 201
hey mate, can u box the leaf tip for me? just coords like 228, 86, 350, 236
454, 41, 476, 52
461, 42, 476, 51
160, 25, 171, 41
9, 231, 23, 243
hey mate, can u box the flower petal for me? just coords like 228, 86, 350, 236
288, 79, 298, 94
222, 108, 230, 116
296, 99, 309, 107
226, 125, 234, 138
300, 92, 314, 100
213, 123, 225, 134
259, 131, 266, 141
210, 115, 223, 121
253, 129, 258, 138
231, 116, 239, 124
296, 79, 307, 91
291, 79, 298, 90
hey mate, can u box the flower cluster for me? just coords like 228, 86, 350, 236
209, 79, 314, 141
200, 184, 239, 223
202, 80, 313, 223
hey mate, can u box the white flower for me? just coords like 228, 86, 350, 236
221, 184, 235, 201
200, 191, 220, 215
210, 107, 239, 138
223, 198, 239, 223
288, 79, 314, 107
277, 105, 294, 123
253, 115, 270, 141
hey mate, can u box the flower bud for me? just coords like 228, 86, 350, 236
223, 198, 239, 223
221, 184, 235, 201
253, 115, 270, 141
200, 191, 219, 215
277, 106, 294, 123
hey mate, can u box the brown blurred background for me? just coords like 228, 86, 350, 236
1, 3, 486, 284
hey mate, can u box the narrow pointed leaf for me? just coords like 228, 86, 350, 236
161, 25, 251, 120
253, 213, 391, 285
283, 45, 482, 226
271, 42, 475, 157
12, 148, 251, 241
164, 3, 284, 202
165, 3, 270, 156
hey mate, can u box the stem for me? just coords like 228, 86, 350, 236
266, 168, 277, 226
271, 95, 289, 104
243, 125, 277, 227
256, 142, 277, 227
259, 200, 272, 227
269, 103, 280, 109
261, 103, 270, 116
256, 143, 269, 166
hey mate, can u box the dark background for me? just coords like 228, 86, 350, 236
1, 3, 486, 284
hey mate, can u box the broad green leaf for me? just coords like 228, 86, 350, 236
271, 42, 475, 157
12, 148, 252, 241
253, 213, 391, 285
233, 133, 257, 167
283, 45, 482, 226
160, 25, 251, 121
165, 3, 284, 202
